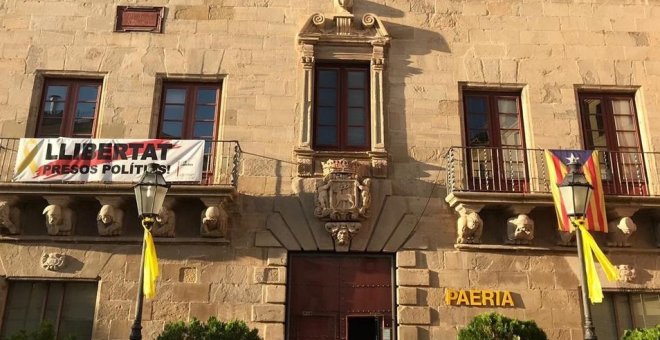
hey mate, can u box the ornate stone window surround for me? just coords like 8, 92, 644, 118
295, 9, 390, 178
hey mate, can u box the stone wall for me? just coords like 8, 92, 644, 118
0, 0, 659, 339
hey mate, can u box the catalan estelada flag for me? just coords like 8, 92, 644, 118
544, 150, 608, 232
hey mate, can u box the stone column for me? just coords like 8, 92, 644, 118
295, 42, 316, 177
252, 248, 287, 340
396, 251, 430, 340
369, 42, 388, 178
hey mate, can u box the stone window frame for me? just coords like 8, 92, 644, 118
314, 62, 371, 151
35, 78, 103, 138
295, 10, 390, 178
573, 84, 657, 195
590, 290, 660, 336
157, 81, 222, 173
0, 279, 99, 338
26, 71, 107, 139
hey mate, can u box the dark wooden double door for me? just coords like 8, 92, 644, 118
288, 254, 394, 340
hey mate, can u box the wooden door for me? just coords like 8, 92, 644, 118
288, 255, 393, 340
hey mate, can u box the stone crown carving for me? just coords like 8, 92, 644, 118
315, 159, 371, 221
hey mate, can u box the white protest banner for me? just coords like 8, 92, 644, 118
13, 138, 205, 182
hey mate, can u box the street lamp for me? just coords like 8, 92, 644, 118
557, 155, 597, 340
130, 163, 169, 340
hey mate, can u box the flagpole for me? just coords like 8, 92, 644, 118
574, 219, 597, 340
129, 224, 147, 340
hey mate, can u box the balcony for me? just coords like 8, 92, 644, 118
0, 138, 242, 241
445, 146, 660, 217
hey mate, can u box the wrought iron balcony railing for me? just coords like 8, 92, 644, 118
445, 146, 660, 197
0, 138, 242, 187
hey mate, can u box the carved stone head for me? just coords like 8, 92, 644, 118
43, 204, 62, 225
98, 205, 114, 225
203, 206, 221, 228
506, 214, 535, 244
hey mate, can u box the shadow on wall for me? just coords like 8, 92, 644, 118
358, 1, 452, 199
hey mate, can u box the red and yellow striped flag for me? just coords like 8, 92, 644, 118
544, 150, 608, 232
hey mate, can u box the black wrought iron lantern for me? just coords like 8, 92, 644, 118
133, 163, 169, 219
557, 155, 593, 219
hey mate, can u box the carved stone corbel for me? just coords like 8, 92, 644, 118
152, 198, 176, 237
505, 215, 535, 245
42, 196, 75, 236
326, 222, 360, 249
200, 198, 229, 238
41, 253, 66, 271
651, 211, 660, 248
607, 217, 636, 247
0, 197, 20, 235
95, 197, 124, 236
503, 205, 534, 245
656, 220, 660, 248
556, 225, 576, 246
454, 204, 484, 244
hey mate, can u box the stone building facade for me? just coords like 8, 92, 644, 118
0, 0, 659, 339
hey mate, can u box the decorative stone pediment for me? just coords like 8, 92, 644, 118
298, 12, 390, 44
295, 6, 391, 178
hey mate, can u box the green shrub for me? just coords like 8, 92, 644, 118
458, 312, 548, 340
2, 322, 75, 340
158, 317, 261, 340
621, 325, 660, 340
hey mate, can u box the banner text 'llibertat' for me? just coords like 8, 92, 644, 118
45, 142, 174, 161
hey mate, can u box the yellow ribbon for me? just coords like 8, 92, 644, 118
577, 222, 619, 303
143, 227, 159, 299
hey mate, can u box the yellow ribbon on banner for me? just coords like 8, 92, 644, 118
577, 222, 619, 303
143, 227, 159, 299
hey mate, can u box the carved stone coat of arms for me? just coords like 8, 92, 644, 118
314, 159, 371, 246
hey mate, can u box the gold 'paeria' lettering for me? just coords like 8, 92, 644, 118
444, 288, 515, 307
